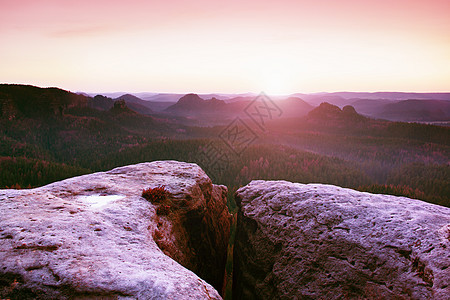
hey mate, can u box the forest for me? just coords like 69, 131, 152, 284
1, 85, 449, 207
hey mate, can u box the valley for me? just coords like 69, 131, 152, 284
1, 84, 448, 207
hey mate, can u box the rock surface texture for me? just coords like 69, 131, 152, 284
234, 180, 450, 300
0, 161, 230, 299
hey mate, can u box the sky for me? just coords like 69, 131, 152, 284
1, 0, 449, 94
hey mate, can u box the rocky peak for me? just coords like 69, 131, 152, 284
109, 99, 136, 115
165, 93, 227, 116
114, 98, 127, 108
234, 180, 450, 299
0, 161, 230, 299
89, 94, 114, 110
307, 102, 366, 125
342, 104, 358, 115
112, 99, 128, 110
116, 93, 140, 102
177, 93, 204, 105
207, 97, 225, 105
306, 102, 342, 122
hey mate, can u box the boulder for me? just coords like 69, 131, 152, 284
0, 161, 230, 299
234, 180, 450, 299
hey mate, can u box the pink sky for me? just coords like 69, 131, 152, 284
1, 0, 449, 94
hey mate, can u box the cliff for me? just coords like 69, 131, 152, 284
0, 161, 231, 299
3, 163, 449, 299
234, 180, 450, 299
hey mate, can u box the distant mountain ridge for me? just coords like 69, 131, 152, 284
6, 85, 450, 123
164, 93, 314, 122
350, 99, 393, 116
1, 84, 449, 210
350, 98, 450, 121
379, 100, 450, 121
293, 92, 450, 101
0, 87, 154, 117
162, 91, 450, 123
0, 84, 181, 136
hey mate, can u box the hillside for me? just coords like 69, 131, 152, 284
0, 84, 87, 118
335, 92, 450, 101
0, 85, 186, 188
1, 85, 448, 207
114, 94, 154, 114
377, 99, 450, 122
294, 94, 349, 107
294, 92, 450, 101
350, 98, 393, 116
165, 93, 227, 116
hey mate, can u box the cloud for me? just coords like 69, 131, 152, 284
49, 25, 115, 38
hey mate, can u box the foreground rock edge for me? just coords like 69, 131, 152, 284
233, 180, 450, 300
0, 161, 230, 299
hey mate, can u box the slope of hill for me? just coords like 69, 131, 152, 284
294, 94, 349, 107
350, 98, 393, 116
1, 84, 449, 207
278, 97, 314, 117
114, 93, 146, 104
165, 94, 227, 116
376, 99, 450, 121
337, 92, 450, 101
0, 85, 184, 182
0, 84, 87, 118
114, 94, 154, 115
111, 93, 173, 112
144, 93, 185, 102
143, 101, 175, 112
290, 92, 450, 109
309, 92, 450, 101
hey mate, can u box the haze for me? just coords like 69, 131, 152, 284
1, 0, 449, 94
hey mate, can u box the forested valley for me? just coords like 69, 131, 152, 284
1, 85, 448, 207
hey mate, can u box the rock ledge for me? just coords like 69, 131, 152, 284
0, 161, 230, 299
234, 180, 450, 300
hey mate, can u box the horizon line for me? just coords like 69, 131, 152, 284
2, 82, 450, 96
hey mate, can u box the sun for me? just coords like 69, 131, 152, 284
260, 63, 297, 96
265, 78, 289, 96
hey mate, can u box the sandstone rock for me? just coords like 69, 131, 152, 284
234, 180, 450, 300
0, 161, 230, 299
